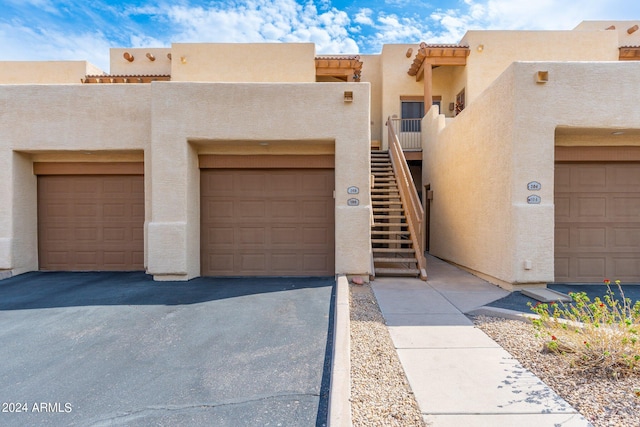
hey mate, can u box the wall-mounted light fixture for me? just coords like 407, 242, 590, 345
448, 102, 455, 111
180, 56, 187, 64
477, 44, 484, 52
146, 53, 155, 61
535, 70, 549, 84
123, 52, 134, 62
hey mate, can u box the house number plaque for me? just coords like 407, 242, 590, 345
527, 195, 541, 204
347, 198, 360, 206
347, 186, 359, 194
527, 181, 541, 191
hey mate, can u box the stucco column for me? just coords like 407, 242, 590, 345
423, 62, 433, 114
147, 84, 200, 281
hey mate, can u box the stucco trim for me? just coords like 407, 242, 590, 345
555, 146, 640, 162
33, 162, 144, 175
198, 154, 334, 169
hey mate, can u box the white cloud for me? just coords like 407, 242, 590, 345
3, 0, 60, 14
354, 8, 374, 26
0, 21, 111, 70
155, 0, 359, 53
433, 0, 640, 37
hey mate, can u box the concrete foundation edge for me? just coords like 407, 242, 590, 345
328, 274, 351, 426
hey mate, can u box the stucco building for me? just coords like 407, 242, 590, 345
1, 21, 639, 289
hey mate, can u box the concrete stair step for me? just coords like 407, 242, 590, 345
374, 267, 420, 277
373, 248, 416, 253
372, 222, 408, 228
371, 230, 411, 235
372, 209, 403, 214
374, 257, 418, 263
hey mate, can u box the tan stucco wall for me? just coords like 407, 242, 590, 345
380, 44, 425, 149
457, 30, 619, 105
423, 61, 640, 289
170, 43, 316, 82
0, 61, 102, 84
110, 48, 172, 76
148, 82, 371, 280
432, 66, 461, 118
574, 21, 640, 46
360, 55, 382, 143
0, 85, 151, 275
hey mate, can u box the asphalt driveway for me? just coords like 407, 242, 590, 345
0, 272, 334, 426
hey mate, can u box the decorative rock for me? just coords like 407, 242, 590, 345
350, 283, 424, 426
351, 276, 364, 285
473, 315, 640, 427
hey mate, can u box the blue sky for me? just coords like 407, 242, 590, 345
2, 0, 640, 72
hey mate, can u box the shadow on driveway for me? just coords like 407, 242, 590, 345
0, 272, 334, 427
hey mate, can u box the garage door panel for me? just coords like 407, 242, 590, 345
612, 227, 640, 248
576, 226, 606, 248
201, 169, 334, 276
104, 252, 126, 266
272, 227, 298, 244
575, 196, 606, 219
74, 204, 98, 218
554, 168, 571, 192
576, 257, 606, 280
303, 253, 331, 271
103, 227, 126, 242
612, 197, 640, 219
238, 227, 266, 245
612, 165, 640, 188
555, 163, 640, 282
612, 257, 640, 279
238, 200, 266, 218
554, 257, 570, 280
576, 166, 607, 189
38, 175, 144, 271
208, 227, 234, 245
303, 227, 330, 244
271, 253, 298, 272
554, 226, 570, 249
270, 174, 298, 192
76, 227, 99, 241
271, 201, 298, 218
240, 253, 267, 271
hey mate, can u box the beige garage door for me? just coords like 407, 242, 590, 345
201, 169, 335, 276
555, 163, 640, 282
38, 175, 144, 271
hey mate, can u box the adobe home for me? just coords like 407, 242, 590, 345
1, 20, 639, 289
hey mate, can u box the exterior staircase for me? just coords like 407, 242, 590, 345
371, 150, 422, 278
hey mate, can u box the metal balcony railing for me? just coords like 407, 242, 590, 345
389, 118, 422, 150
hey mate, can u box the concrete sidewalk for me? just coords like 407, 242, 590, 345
371, 255, 592, 427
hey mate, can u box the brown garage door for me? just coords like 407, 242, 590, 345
555, 163, 640, 282
38, 175, 144, 271
201, 169, 335, 276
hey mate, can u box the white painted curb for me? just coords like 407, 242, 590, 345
327, 275, 351, 426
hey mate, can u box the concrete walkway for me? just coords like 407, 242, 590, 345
371, 255, 592, 427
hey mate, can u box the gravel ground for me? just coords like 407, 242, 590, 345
473, 315, 640, 427
350, 283, 425, 426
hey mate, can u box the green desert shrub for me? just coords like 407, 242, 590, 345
529, 280, 640, 379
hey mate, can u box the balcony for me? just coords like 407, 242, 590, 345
388, 118, 422, 151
